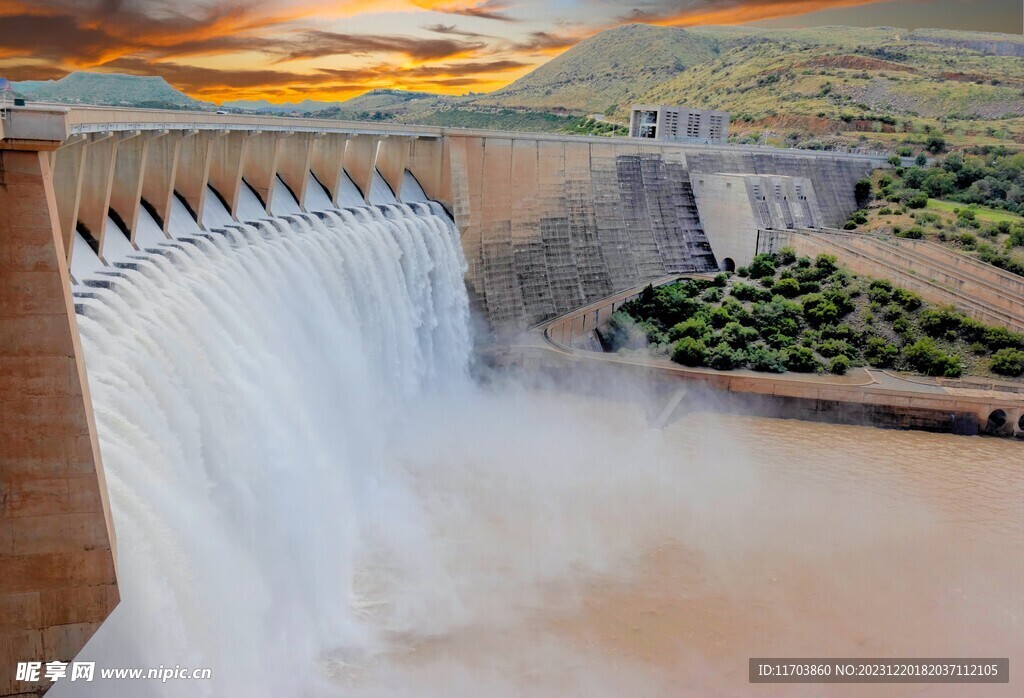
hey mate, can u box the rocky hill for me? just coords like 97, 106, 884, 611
13, 72, 208, 109
477, 24, 722, 114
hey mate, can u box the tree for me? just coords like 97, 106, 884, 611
854, 178, 872, 205
915, 152, 928, 167
926, 132, 947, 154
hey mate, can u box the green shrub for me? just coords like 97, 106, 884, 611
731, 283, 772, 302
747, 344, 787, 373
671, 337, 708, 367
785, 345, 820, 372
892, 316, 912, 335
1008, 226, 1024, 248
721, 321, 760, 349
669, 316, 712, 342
816, 338, 854, 358
702, 286, 724, 303
991, 347, 1024, 377
864, 337, 899, 367
815, 254, 838, 274
906, 193, 928, 209
736, 266, 749, 277
868, 279, 893, 304
707, 342, 743, 370
802, 293, 840, 326
920, 307, 964, 337
882, 302, 904, 321
771, 277, 801, 298
825, 289, 855, 316
820, 323, 857, 341
892, 288, 922, 310
878, 206, 893, 215
713, 272, 731, 287
957, 232, 977, 249
843, 221, 858, 230
895, 226, 924, 239
709, 305, 733, 329
748, 253, 778, 279
984, 326, 1024, 351
777, 246, 797, 265
829, 355, 852, 375
904, 337, 962, 377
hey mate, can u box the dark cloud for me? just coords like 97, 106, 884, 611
614, 0, 892, 26
0, 13, 113, 63
101, 57, 315, 91
317, 58, 528, 81
0, 63, 67, 81
414, 1, 517, 22
279, 31, 487, 62
509, 31, 578, 53
423, 23, 492, 38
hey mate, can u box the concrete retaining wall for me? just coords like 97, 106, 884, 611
449, 136, 874, 333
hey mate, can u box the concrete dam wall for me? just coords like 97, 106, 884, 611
445, 136, 876, 333
0, 107, 884, 689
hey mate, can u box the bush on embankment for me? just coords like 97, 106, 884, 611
610, 248, 1024, 380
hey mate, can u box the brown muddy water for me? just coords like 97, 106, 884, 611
341, 390, 1023, 697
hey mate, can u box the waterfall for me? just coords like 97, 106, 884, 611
63, 203, 472, 696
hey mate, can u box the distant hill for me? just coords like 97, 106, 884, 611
478, 24, 722, 113
309, 89, 460, 121
13, 72, 208, 109
222, 99, 339, 113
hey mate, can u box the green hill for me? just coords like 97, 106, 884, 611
13, 72, 208, 109
635, 25, 1024, 150
477, 23, 721, 113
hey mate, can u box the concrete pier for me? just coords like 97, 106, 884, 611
0, 146, 118, 697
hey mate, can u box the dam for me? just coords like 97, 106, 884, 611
0, 103, 981, 695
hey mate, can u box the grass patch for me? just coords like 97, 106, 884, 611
927, 199, 1023, 224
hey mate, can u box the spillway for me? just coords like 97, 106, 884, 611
62, 203, 471, 696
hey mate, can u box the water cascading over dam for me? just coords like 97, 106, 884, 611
61, 203, 471, 696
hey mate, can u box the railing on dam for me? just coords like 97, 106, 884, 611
3, 103, 894, 165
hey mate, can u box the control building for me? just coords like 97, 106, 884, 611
629, 105, 730, 145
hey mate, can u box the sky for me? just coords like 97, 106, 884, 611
0, 0, 1020, 104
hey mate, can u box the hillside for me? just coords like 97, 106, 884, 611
14, 72, 207, 109
477, 24, 722, 114
309, 89, 458, 120
472, 23, 1024, 152
636, 26, 1024, 150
